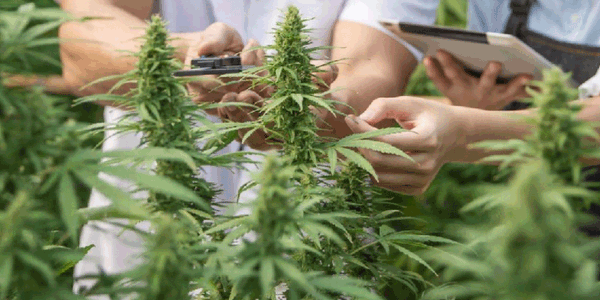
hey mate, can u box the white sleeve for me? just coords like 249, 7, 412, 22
579, 67, 600, 99
338, 0, 439, 61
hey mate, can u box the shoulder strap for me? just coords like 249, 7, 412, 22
150, 0, 161, 17
503, 0, 537, 37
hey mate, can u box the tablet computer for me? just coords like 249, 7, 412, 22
379, 20, 574, 86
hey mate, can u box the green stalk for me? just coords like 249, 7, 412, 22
128, 15, 218, 215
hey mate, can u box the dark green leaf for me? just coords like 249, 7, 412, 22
58, 173, 80, 242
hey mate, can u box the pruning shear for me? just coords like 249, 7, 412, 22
172, 55, 255, 77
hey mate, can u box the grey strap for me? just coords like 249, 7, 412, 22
150, 0, 161, 17
503, 0, 537, 37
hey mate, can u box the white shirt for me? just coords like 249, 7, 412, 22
72, 0, 437, 297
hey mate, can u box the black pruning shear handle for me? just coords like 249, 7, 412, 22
172, 55, 255, 77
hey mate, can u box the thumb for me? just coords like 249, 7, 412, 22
499, 74, 533, 104
360, 96, 424, 125
344, 114, 378, 135
195, 36, 228, 57
240, 39, 263, 66
195, 23, 244, 57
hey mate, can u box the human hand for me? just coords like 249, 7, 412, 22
185, 25, 339, 103
216, 90, 276, 151
215, 59, 340, 150
185, 22, 253, 110
424, 50, 533, 110
344, 96, 469, 195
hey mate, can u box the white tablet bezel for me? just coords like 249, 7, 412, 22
379, 20, 574, 86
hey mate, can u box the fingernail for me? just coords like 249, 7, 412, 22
489, 63, 498, 72
359, 111, 374, 121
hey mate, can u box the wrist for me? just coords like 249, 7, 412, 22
448, 105, 477, 162
451, 106, 533, 163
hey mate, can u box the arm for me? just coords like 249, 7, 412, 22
344, 95, 600, 194
458, 96, 600, 165
322, 20, 418, 138
6, 0, 198, 104
58, 0, 198, 104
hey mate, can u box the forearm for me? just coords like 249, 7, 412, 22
322, 71, 408, 138
321, 20, 417, 138
60, 0, 152, 72
420, 96, 453, 105
457, 96, 600, 164
58, 0, 191, 102
61, 0, 190, 61
455, 106, 532, 163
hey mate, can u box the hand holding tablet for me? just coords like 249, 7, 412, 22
378, 20, 578, 109
423, 49, 534, 109
379, 20, 575, 88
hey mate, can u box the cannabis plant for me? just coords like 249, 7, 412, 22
202, 155, 383, 300
1, 6, 217, 300
77, 15, 240, 217
421, 68, 600, 300
473, 68, 600, 210
421, 160, 600, 300
73, 15, 234, 299
214, 5, 455, 297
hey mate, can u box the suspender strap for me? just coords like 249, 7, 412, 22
504, 0, 537, 37
150, 0, 161, 17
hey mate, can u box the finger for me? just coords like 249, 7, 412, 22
188, 75, 230, 102
221, 91, 261, 123
3, 74, 74, 95
228, 91, 272, 150
356, 96, 423, 125
357, 148, 430, 175
478, 61, 502, 93
423, 56, 451, 92
374, 173, 431, 195
220, 92, 246, 122
245, 45, 271, 97
192, 86, 227, 116
240, 39, 261, 65
436, 50, 468, 83
255, 46, 266, 67
217, 104, 228, 120
191, 91, 224, 105
237, 90, 262, 118
499, 74, 533, 103
345, 112, 435, 152
196, 22, 244, 56
312, 60, 339, 89
234, 39, 262, 91
217, 93, 239, 124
